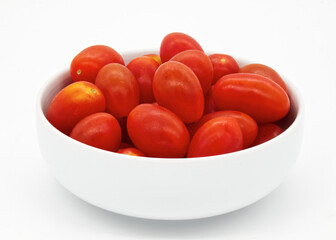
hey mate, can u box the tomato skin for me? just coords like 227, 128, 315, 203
170, 50, 213, 94
117, 148, 146, 157
118, 142, 134, 150
187, 117, 243, 158
208, 54, 239, 84
239, 63, 288, 93
188, 110, 258, 148
95, 63, 140, 119
47, 81, 106, 135
213, 73, 290, 123
251, 123, 284, 147
127, 56, 160, 103
70, 45, 124, 83
153, 61, 204, 123
144, 54, 162, 65
127, 104, 190, 158
70, 112, 121, 151
160, 32, 204, 63
203, 85, 216, 115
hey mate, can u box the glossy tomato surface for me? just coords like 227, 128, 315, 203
127, 104, 190, 158
153, 61, 204, 123
188, 110, 258, 148
239, 63, 288, 93
70, 45, 124, 83
208, 54, 239, 84
144, 54, 162, 65
70, 112, 121, 152
117, 148, 146, 157
170, 50, 213, 94
127, 56, 160, 103
251, 123, 284, 147
203, 85, 216, 114
95, 63, 140, 119
213, 73, 290, 123
160, 32, 203, 63
187, 117, 243, 158
46, 81, 106, 135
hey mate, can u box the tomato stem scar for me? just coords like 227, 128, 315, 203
77, 69, 81, 75
91, 89, 97, 93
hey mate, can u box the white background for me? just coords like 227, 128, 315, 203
1, 0, 335, 239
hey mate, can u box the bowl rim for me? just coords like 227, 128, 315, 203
36, 52, 304, 164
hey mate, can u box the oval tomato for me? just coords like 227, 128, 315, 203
95, 63, 140, 119
170, 50, 213, 94
251, 123, 284, 147
70, 45, 124, 83
127, 104, 190, 158
203, 85, 216, 115
213, 73, 290, 123
153, 61, 204, 123
117, 148, 146, 157
208, 54, 239, 84
46, 81, 105, 135
239, 63, 288, 93
187, 117, 243, 158
127, 56, 160, 103
160, 32, 203, 63
70, 112, 121, 151
144, 54, 162, 65
188, 110, 258, 148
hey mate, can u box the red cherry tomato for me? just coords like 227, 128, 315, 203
251, 123, 284, 147
160, 32, 204, 63
188, 110, 258, 148
203, 85, 216, 114
127, 104, 190, 158
127, 56, 160, 103
239, 63, 288, 93
144, 54, 162, 65
47, 81, 105, 135
117, 148, 146, 157
187, 117, 243, 158
118, 142, 134, 150
170, 50, 213, 94
70, 45, 124, 83
208, 54, 239, 84
153, 61, 204, 123
70, 112, 121, 151
213, 73, 290, 123
95, 63, 140, 119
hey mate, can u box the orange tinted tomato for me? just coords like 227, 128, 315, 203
127, 104, 190, 158
95, 63, 140, 119
170, 50, 213, 94
213, 73, 290, 123
251, 123, 284, 147
160, 32, 203, 63
208, 54, 239, 84
70, 45, 124, 83
47, 81, 105, 135
153, 61, 204, 123
70, 112, 121, 151
127, 56, 160, 103
187, 117, 243, 158
239, 63, 288, 93
144, 54, 162, 65
117, 148, 146, 157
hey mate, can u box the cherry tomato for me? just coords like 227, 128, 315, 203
239, 63, 288, 93
251, 123, 284, 147
95, 63, 140, 119
213, 73, 290, 123
153, 61, 204, 123
144, 54, 162, 65
70, 112, 121, 151
208, 54, 239, 84
47, 81, 105, 135
187, 117, 243, 158
70, 45, 124, 83
160, 32, 204, 63
170, 50, 213, 94
117, 148, 146, 157
188, 110, 258, 148
127, 56, 160, 103
127, 104, 190, 158
203, 85, 215, 114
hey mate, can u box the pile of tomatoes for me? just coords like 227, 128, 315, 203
46, 32, 290, 158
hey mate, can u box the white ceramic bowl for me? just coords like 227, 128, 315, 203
36, 51, 304, 220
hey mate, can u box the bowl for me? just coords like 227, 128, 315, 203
36, 51, 304, 220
